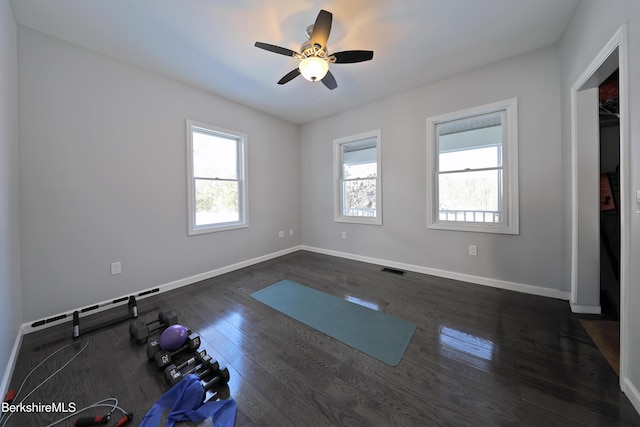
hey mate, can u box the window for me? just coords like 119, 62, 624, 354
334, 129, 382, 225
186, 120, 247, 235
426, 98, 518, 234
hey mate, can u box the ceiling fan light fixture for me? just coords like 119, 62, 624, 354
255, 9, 373, 90
299, 56, 329, 82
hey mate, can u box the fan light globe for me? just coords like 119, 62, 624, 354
299, 57, 329, 82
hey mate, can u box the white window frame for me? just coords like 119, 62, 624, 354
426, 98, 518, 234
186, 119, 248, 235
333, 129, 382, 225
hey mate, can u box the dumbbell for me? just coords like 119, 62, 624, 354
191, 358, 222, 382
145, 326, 192, 359
150, 333, 201, 369
201, 365, 230, 393
129, 311, 178, 344
203, 383, 230, 404
164, 349, 210, 383
165, 351, 220, 385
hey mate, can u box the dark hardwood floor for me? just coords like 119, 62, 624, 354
5, 250, 640, 426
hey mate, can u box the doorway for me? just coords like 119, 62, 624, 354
570, 25, 628, 386
599, 69, 620, 320
580, 69, 623, 377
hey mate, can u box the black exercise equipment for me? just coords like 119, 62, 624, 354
201, 366, 230, 392
113, 412, 134, 427
198, 370, 231, 404
203, 382, 231, 404
30, 288, 164, 338
145, 326, 192, 359
129, 311, 178, 344
73, 403, 133, 426
164, 350, 220, 385
72, 296, 138, 339
74, 414, 109, 425
192, 358, 222, 382
147, 333, 201, 369
73, 413, 133, 426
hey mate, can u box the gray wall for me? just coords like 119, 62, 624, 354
559, 0, 640, 408
300, 46, 564, 295
18, 27, 301, 322
0, 0, 21, 387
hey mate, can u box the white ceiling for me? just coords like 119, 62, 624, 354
10, 0, 580, 125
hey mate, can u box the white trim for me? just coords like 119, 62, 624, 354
301, 245, 569, 301
426, 98, 519, 235
569, 301, 602, 315
616, 24, 630, 394
186, 119, 249, 235
569, 84, 578, 304
22, 246, 302, 335
624, 378, 640, 416
1, 330, 23, 404
8, 245, 579, 399
569, 24, 629, 388
20, 243, 571, 337
10, 245, 301, 397
333, 129, 382, 225
10, 243, 633, 414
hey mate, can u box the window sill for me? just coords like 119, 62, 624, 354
334, 217, 382, 226
188, 222, 248, 236
428, 221, 518, 235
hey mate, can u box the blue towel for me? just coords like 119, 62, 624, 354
139, 374, 236, 427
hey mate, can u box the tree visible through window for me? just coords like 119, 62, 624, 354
334, 130, 382, 225
187, 120, 247, 235
342, 146, 377, 217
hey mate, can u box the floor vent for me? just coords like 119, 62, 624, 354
381, 267, 406, 276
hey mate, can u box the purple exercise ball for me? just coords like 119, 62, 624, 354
159, 324, 188, 351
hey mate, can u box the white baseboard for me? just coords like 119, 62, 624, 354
5, 245, 302, 404
10, 245, 637, 417
301, 245, 571, 301
569, 300, 602, 314
145, 245, 303, 295
624, 378, 640, 415
21, 245, 303, 335
1, 328, 24, 403
10, 243, 571, 394
20, 244, 572, 336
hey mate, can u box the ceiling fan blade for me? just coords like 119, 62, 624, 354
321, 70, 337, 90
332, 50, 374, 64
311, 10, 332, 50
278, 68, 301, 85
255, 42, 298, 58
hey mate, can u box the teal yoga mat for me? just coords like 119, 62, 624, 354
251, 280, 416, 366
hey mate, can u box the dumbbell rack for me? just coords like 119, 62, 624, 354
129, 311, 178, 344
162, 348, 231, 402
130, 311, 232, 404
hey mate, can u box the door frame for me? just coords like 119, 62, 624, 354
570, 24, 628, 386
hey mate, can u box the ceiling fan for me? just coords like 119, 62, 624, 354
254, 9, 374, 90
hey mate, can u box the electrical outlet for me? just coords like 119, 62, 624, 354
341, 231, 347, 239
278, 230, 284, 238
110, 262, 122, 275
469, 245, 478, 256
289, 229, 294, 236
